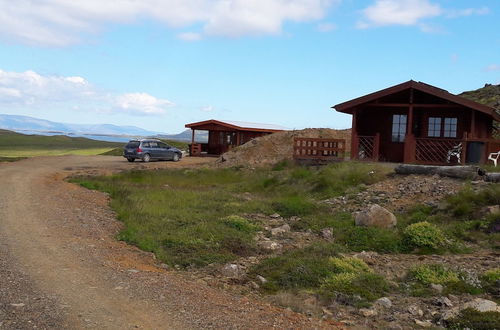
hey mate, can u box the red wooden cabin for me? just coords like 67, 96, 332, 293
185, 119, 286, 156
333, 81, 500, 165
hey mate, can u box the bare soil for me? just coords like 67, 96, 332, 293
0, 155, 340, 329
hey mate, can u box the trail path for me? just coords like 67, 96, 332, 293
0, 156, 336, 329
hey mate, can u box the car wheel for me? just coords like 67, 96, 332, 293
172, 153, 180, 162
142, 153, 151, 162
127, 157, 135, 162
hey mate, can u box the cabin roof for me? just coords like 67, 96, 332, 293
333, 80, 500, 121
185, 119, 287, 132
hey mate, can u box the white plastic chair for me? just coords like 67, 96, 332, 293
446, 143, 462, 163
488, 151, 500, 167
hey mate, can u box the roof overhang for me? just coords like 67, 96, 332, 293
333, 80, 500, 121
185, 119, 286, 133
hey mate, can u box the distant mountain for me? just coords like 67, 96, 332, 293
0, 114, 162, 136
158, 129, 208, 142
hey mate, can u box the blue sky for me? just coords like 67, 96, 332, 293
0, 0, 499, 133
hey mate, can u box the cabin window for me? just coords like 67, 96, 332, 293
428, 117, 442, 137
443, 117, 458, 138
391, 114, 407, 142
427, 117, 457, 138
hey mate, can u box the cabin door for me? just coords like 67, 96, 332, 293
383, 114, 406, 162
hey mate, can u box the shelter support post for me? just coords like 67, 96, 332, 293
404, 98, 416, 163
351, 110, 359, 160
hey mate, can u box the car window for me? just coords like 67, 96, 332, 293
158, 142, 169, 148
149, 141, 159, 148
125, 141, 140, 148
142, 142, 150, 148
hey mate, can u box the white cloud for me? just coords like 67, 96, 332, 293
0, 69, 173, 115
358, 1, 490, 30
446, 7, 490, 18
201, 105, 214, 112
317, 22, 337, 32
485, 64, 500, 72
177, 32, 202, 42
115, 93, 173, 115
358, 0, 441, 28
0, 0, 338, 46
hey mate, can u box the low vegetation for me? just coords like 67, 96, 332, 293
0, 129, 122, 157
445, 308, 500, 330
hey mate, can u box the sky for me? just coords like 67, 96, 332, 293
0, 0, 499, 134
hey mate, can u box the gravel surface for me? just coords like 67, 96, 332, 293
0, 156, 340, 329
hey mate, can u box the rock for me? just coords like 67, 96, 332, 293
375, 297, 392, 308
257, 240, 282, 251
256, 275, 268, 284
434, 296, 453, 307
430, 283, 443, 294
408, 305, 424, 317
359, 308, 377, 317
10, 303, 25, 307
320, 228, 334, 240
269, 213, 281, 218
270, 224, 291, 236
443, 298, 500, 320
414, 319, 432, 328
221, 263, 244, 278
354, 204, 397, 228
463, 298, 499, 313
249, 281, 260, 289
482, 205, 500, 215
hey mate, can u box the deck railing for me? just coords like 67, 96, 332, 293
293, 138, 346, 161
354, 134, 380, 161
415, 138, 463, 164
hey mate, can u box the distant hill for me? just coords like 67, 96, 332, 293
0, 129, 122, 149
460, 83, 500, 110
0, 114, 208, 143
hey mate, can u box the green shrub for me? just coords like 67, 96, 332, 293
403, 222, 446, 250
445, 308, 500, 330
409, 264, 459, 285
222, 215, 260, 233
272, 195, 316, 217
320, 272, 390, 304
481, 268, 500, 294
249, 243, 345, 291
328, 257, 371, 274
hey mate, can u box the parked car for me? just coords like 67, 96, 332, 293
123, 139, 182, 162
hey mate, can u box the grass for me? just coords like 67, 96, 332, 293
0, 156, 26, 162
0, 129, 122, 157
72, 162, 391, 268
445, 308, 500, 330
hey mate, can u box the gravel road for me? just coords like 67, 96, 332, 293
0, 156, 338, 329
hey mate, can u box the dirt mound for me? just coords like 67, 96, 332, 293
217, 128, 351, 167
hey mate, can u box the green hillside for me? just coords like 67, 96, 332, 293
0, 129, 123, 158
460, 83, 500, 110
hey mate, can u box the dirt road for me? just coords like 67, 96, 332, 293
0, 156, 336, 329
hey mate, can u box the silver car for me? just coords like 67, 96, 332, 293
123, 139, 182, 162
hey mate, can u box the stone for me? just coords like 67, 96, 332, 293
270, 224, 291, 236
221, 263, 244, 278
359, 308, 377, 317
482, 205, 500, 215
430, 283, 443, 294
256, 275, 268, 284
443, 298, 500, 320
354, 204, 397, 228
434, 296, 453, 307
462, 298, 499, 313
257, 240, 282, 251
320, 228, 334, 240
408, 305, 424, 317
414, 319, 432, 328
375, 297, 392, 308
269, 213, 281, 218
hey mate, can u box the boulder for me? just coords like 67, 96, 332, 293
374, 297, 392, 309
430, 283, 443, 294
221, 263, 244, 278
354, 204, 397, 228
270, 224, 291, 236
443, 298, 500, 320
256, 275, 268, 284
320, 228, 334, 240
258, 240, 282, 251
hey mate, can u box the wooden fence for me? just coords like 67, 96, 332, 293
293, 138, 346, 162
